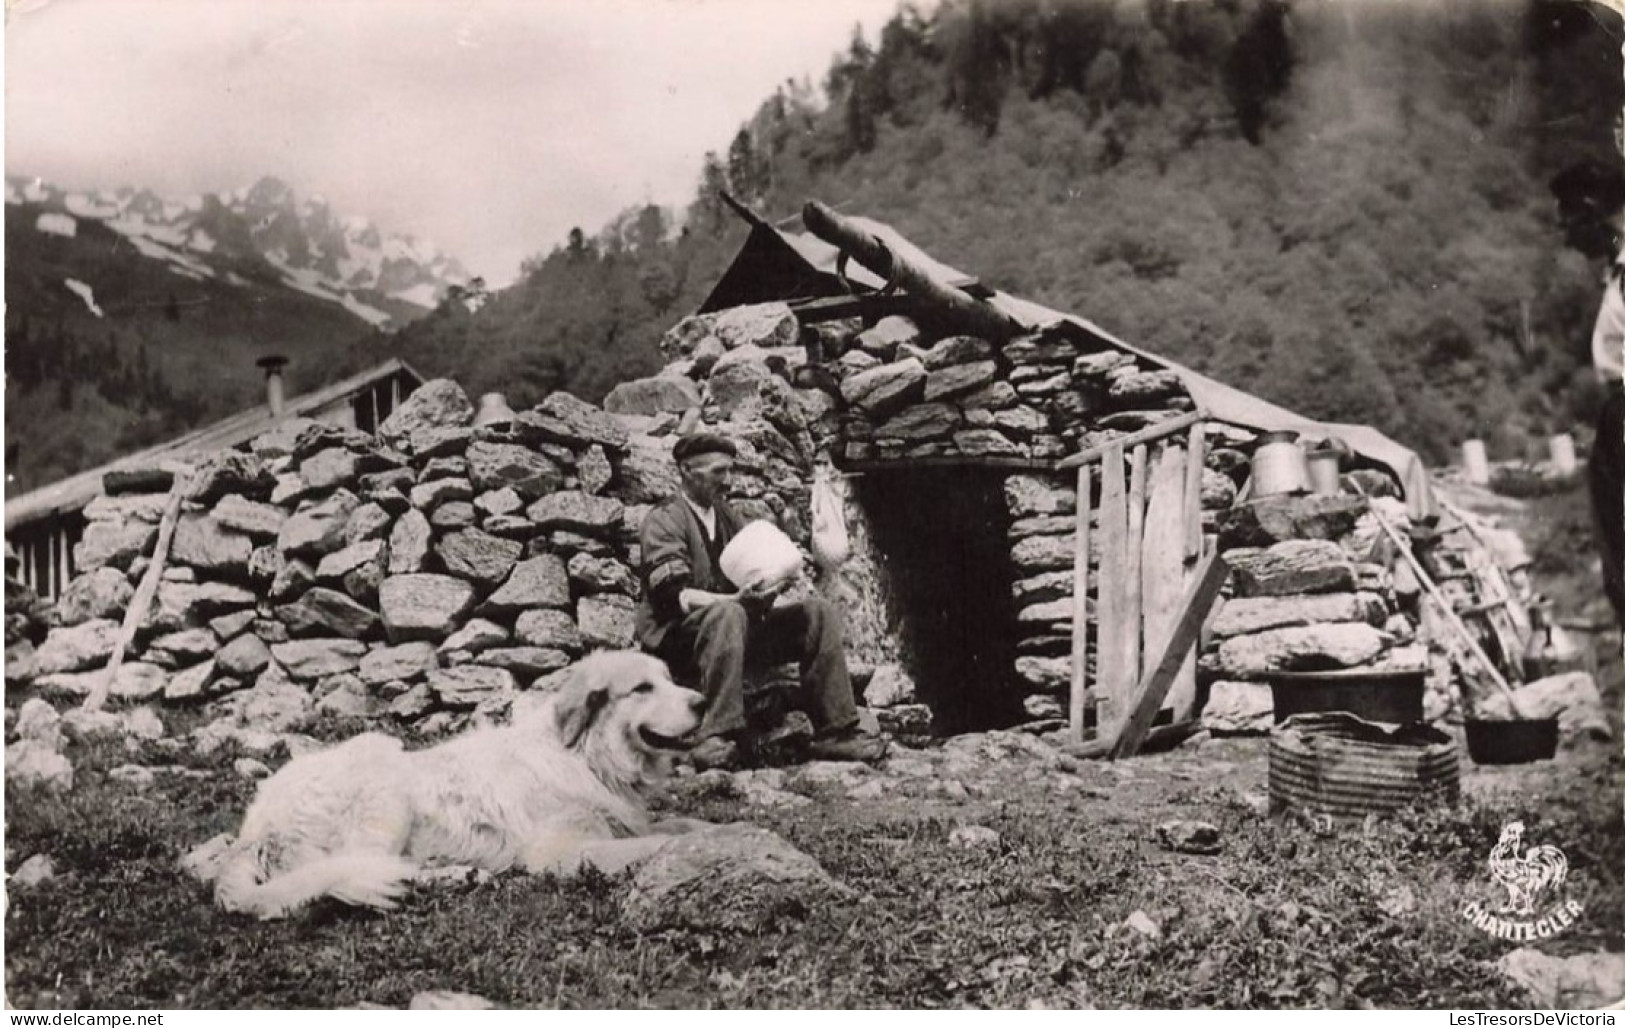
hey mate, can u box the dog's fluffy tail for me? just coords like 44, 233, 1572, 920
213, 846, 418, 920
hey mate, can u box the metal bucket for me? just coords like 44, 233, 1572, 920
1306, 449, 1343, 495
1269, 712, 1459, 820
1250, 431, 1310, 497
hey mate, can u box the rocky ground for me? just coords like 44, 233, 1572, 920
5, 689, 1621, 1009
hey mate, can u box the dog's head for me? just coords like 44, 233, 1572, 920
549, 651, 704, 774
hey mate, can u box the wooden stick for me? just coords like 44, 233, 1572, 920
1056, 410, 1205, 470
1095, 444, 1129, 734
801, 200, 1023, 344
1124, 444, 1148, 689
84, 473, 190, 713
1069, 465, 1093, 744
1064, 721, 1199, 760
1111, 552, 1230, 758
1183, 421, 1206, 565
1353, 484, 1528, 717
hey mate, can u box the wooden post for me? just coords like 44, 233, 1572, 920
1069, 465, 1093, 744
85, 473, 189, 713
801, 200, 1023, 344
1141, 445, 1195, 719
1183, 421, 1206, 565
1124, 444, 1148, 698
1095, 444, 1129, 734
1111, 552, 1230, 758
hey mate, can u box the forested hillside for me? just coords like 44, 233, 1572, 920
358, 0, 1623, 464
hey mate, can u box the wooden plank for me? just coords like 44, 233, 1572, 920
1110, 552, 1231, 759
1123, 444, 1148, 713
1056, 410, 1204, 470
1183, 421, 1206, 565
1141, 445, 1195, 719
84, 474, 189, 713
1094, 444, 1129, 734
1069, 465, 1093, 744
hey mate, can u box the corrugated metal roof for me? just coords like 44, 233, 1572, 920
5, 358, 425, 529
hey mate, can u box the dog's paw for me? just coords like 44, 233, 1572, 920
179, 832, 235, 884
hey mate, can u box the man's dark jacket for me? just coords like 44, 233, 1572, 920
634, 494, 747, 652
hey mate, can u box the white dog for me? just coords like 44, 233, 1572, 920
190, 650, 707, 919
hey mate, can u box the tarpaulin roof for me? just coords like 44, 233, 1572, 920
707, 215, 1437, 520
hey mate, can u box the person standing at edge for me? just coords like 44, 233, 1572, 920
1552, 159, 1625, 629
633, 432, 887, 770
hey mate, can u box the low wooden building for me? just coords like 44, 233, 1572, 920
5, 358, 423, 600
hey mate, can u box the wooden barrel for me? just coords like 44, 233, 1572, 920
1269, 712, 1459, 820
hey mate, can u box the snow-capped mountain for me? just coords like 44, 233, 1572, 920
5, 174, 472, 330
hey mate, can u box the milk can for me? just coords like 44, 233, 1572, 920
1250, 430, 1311, 497
1307, 448, 1344, 495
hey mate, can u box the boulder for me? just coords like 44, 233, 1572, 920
435, 529, 523, 587
1011, 534, 1076, 574
534, 392, 631, 451
953, 429, 1023, 458
54, 567, 134, 627
613, 438, 680, 504
1199, 680, 1274, 733
515, 609, 584, 653
474, 487, 525, 518
840, 358, 926, 419
578, 595, 636, 649
35, 619, 120, 675
162, 657, 216, 700
705, 359, 787, 421
1107, 368, 1185, 404
12, 853, 56, 888
269, 558, 316, 603
7, 740, 73, 790
73, 521, 157, 573
316, 677, 383, 718
604, 375, 702, 417
189, 451, 272, 504
662, 302, 799, 358
359, 641, 440, 685
1001, 334, 1076, 364
171, 509, 253, 568
1004, 475, 1075, 517
388, 509, 432, 574
83, 493, 169, 523
874, 403, 960, 442
1156, 820, 1221, 855
1497, 948, 1625, 1010
220, 671, 315, 732
578, 445, 614, 496
620, 824, 852, 932
6, 640, 38, 685
477, 647, 571, 681
566, 553, 636, 596
278, 490, 361, 559
212, 494, 287, 539
269, 639, 368, 681
924, 361, 997, 402
465, 441, 564, 499
410, 477, 475, 511
377, 379, 474, 454
315, 539, 385, 583
149, 628, 218, 664
217, 633, 272, 678
863, 664, 916, 709
419, 456, 467, 483
379, 574, 476, 642
299, 448, 361, 493
276, 587, 380, 639
427, 665, 516, 709
439, 618, 510, 656
480, 554, 571, 613
1015, 655, 1070, 694
1218, 495, 1368, 550
959, 379, 1019, 411
1009, 515, 1076, 540
387, 682, 436, 719
247, 545, 280, 583
991, 405, 1048, 436
1226, 540, 1358, 598
876, 703, 933, 738
343, 502, 392, 546
1210, 591, 1388, 639
526, 491, 624, 537
1216, 622, 1390, 676
410, 427, 475, 461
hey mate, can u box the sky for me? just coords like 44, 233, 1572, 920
4, 0, 899, 286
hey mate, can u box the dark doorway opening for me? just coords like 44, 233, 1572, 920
852, 466, 1023, 734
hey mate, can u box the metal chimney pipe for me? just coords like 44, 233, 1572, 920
256, 355, 289, 419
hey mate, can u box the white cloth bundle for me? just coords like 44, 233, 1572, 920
720, 520, 804, 592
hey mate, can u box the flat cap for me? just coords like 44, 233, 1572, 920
672, 432, 738, 464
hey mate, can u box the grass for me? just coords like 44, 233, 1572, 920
5, 715, 1620, 1009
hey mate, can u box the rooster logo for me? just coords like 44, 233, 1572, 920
1488, 821, 1568, 917
1463, 820, 1583, 941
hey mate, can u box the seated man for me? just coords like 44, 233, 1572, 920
634, 432, 886, 770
